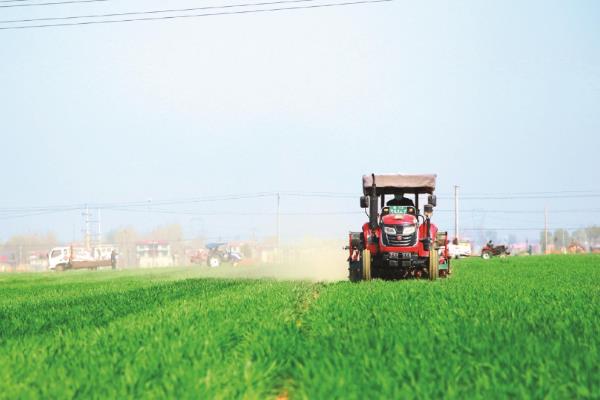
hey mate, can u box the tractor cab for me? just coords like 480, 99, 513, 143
347, 173, 450, 281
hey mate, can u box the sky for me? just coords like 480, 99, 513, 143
0, 0, 599, 244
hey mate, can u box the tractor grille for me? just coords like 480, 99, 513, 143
383, 225, 417, 247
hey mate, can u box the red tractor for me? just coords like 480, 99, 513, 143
480, 243, 510, 259
347, 173, 450, 281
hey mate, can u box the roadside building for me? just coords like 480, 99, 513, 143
136, 241, 174, 268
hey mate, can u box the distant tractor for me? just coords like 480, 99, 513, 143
481, 243, 510, 260
206, 243, 243, 268
347, 174, 450, 281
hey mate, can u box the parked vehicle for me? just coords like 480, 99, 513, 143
48, 245, 117, 271
448, 241, 472, 258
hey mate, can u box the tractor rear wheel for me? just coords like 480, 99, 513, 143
481, 251, 491, 260
428, 248, 439, 280
361, 249, 372, 281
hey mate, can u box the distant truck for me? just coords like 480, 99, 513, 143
48, 246, 117, 271
448, 241, 472, 258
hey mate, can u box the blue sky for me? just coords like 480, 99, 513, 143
1, 0, 599, 243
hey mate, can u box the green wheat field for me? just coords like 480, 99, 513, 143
0, 255, 598, 399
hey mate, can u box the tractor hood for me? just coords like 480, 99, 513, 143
381, 213, 417, 225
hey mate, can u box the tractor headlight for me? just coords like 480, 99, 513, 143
384, 226, 397, 235
403, 224, 416, 235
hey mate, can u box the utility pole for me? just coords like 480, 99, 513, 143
544, 206, 548, 254
454, 185, 459, 243
276, 192, 280, 248
83, 205, 91, 250
97, 208, 102, 245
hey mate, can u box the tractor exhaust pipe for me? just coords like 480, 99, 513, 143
369, 173, 378, 229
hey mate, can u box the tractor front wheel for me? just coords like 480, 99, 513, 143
361, 249, 372, 281
428, 249, 439, 280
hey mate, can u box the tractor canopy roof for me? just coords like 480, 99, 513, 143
362, 174, 437, 195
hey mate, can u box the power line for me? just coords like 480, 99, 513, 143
2, 195, 600, 217
2, 204, 596, 220
2, 189, 598, 212
435, 209, 600, 214
454, 190, 596, 196
0, 0, 393, 30
0, 192, 277, 214
0, 0, 108, 8
100, 207, 600, 216
282, 192, 355, 198
0, 0, 320, 24
0, 207, 81, 220
449, 194, 600, 200
280, 191, 600, 200
104, 207, 364, 216
460, 227, 587, 232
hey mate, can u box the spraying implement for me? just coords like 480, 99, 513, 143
347, 173, 450, 281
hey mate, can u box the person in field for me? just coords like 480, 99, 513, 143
111, 250, 118, 270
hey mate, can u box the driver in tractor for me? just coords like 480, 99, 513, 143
487, 239, 494, 248
386, 193, 415, 207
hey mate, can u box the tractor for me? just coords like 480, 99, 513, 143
205, 243, 243, 268
347, 173, 450, 281
480, 243, 510, 260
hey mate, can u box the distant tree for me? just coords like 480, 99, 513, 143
571, 226, 600, 252
1, 232, 59, 265
586, 226, 600, 245
241, 243, 253, 258
106, 227, 139, 268
145, 224, 183, 242
539, 230, 553, 253
553, 229, 570, 250
4, 232, 58, 249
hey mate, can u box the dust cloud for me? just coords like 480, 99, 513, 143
101, 239, 351, 283
202, 241, 349, 282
